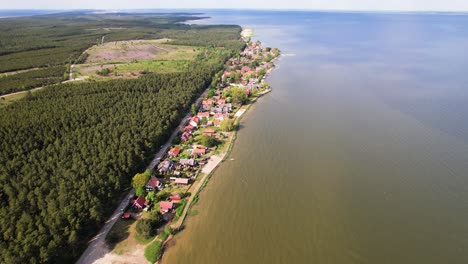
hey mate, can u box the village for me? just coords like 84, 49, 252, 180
108, 38, 280, 263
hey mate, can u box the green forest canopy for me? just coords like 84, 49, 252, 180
0, 12, 244, 95
0, 12, 243, 263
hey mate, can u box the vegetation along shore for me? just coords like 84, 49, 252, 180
94, 28, 281, 264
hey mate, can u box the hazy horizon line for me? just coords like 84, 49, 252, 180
1, 8, 468, 14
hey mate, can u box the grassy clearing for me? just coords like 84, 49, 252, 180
105, 218, 136, 255
115, 60, 191, 74
0, 93, 28, 108
144, 240, 162, 264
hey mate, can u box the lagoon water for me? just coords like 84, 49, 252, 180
163, 11, 468, 263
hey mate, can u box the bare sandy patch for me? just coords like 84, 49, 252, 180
85, 39, 173, 63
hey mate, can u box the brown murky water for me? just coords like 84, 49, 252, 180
163, 11, 468, 264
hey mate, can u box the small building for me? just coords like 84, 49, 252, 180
214, 120, 221, 127
158, 159, 174, 174
216, 98, 226, 105
189, 116, 200, 127
175, 178, 190, 186
179, 158, 197, 166
202, 99, 213, 106
168, 147, 181, 157
181, 131, 192, 142
184, 125, 194, 132
170, 194, 181, 202
132, 196, 148, 210
192, 148, 206, 156
214, 113, 229, 121
145, 176, 163, 191
197, 112, 210, 119
160, 201, 174, 214
203, 129, 216, 137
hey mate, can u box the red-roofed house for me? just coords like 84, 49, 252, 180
202, 99, 213, 106
170, 194, 181, 202
214, 113, 229, 121
175, 178, 190, 186
181, 131, 192, 142
184, 125, 194, 132
189, 116, 200, 127
145, 176, 163, 191
168, 147, 181, 157
203, 129, 216, 137
160, 201, 174, 213
214, 120, 221, 127
192, 148, 206, 156
216, 98, 226, 105
197, 112, 210, 119
132, 196, 148, 210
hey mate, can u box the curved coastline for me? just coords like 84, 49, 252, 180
158, 29, 280, 263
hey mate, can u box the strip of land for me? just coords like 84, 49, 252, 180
84, 30, 280, 264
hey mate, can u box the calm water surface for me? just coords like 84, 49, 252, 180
163, 11, 468, 264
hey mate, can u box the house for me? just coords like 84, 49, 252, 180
202, 99, 213, 106
179, 158, 196, 166
160, 201, 174, 214
145, 176, 163, 191
181, 131, 191, 142
216, 98, 226, 105
184, 125, 194, 132
214, 120, 221, 127
169, 194, 181, 202
189, 116, 200, 127
192, 148, 206, 156
132, 196, 148, 210
168, 147, 181, 157
158, 159, 174, 174
175, 178, 190, 186
203, 129, 216, 137
197, 112, 210, 119
214, 113, 229, 121
210, 107, 222, 115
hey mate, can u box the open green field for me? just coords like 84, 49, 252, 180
74, 41, 204, 80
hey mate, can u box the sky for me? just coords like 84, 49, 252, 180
2, 0, 468, 12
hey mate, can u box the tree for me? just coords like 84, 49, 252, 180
132, 171, 150, 189
149, 211, 164, 228
191, 104, 197, 116
230, 87, 248, 105
136, 219, 157, 239
207, 89, 215, 97
198, 134, 219, 148
220, 118, 235, 132
136, 186, 146, 196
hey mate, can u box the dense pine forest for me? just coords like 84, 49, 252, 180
0, 12, 243, 263
0, 12, 243, 94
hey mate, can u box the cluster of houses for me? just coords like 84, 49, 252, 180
221, 41, 277, 92
124, 40, 278, 220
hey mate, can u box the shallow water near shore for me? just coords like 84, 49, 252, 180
162, 10, 468, 264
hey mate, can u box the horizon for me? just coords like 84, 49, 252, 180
1, 8, 468, 14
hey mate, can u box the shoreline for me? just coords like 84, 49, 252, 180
81, 27, 280, 264
158, 29, 278, 261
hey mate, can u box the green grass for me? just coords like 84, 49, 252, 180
144, 240, 163, 264
115, 60, 191, 74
